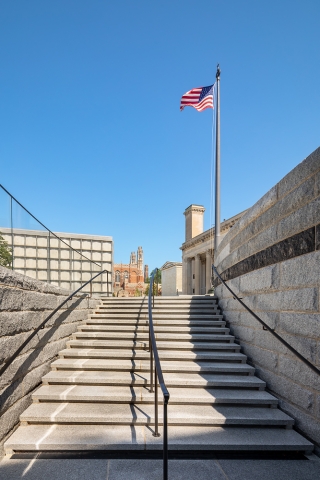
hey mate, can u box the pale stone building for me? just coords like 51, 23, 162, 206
0, 227, 113, 294
161, 261, 182, 296
180, 205, 246, 295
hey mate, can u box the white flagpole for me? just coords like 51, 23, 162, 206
214, 64, 221, 255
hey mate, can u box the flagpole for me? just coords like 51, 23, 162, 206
214, 64, 221, 256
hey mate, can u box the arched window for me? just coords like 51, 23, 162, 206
115, 271, 120, 282
124, 270, 129, 278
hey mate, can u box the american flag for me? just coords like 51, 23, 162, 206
180, 84, 214, 112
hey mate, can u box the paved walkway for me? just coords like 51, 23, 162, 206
1, 455, 320, 480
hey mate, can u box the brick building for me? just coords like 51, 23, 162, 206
113, 246, 148, 297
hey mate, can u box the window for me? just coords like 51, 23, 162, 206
115, 271, 120, 282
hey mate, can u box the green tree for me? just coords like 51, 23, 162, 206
0, 232, 12, 268
154, 269, 161, 284
144, 282, 161, 296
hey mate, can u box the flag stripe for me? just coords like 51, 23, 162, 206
180, 84, 214, 112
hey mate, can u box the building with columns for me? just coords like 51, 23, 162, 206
180, 205, 246, 295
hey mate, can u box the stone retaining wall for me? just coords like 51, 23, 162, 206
0, 267, 99, 456
214, 147, 320, 451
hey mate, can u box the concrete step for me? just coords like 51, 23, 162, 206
20, 403, 294, 427
78, 325, 229, 334
50, 359, 255, 374
71, 332, 234, 342
86, 317, 225, 324
59, 348, 247, 363
5, 425, 313, 454
100, 297, 218, 304
32, 385, 278, 406
90, 314, 221, 320
95, 308, 220, 314
42, 371, 266, 388
5, 424, 313, 454
66, 340, 241, 351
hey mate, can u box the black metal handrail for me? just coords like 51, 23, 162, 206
0, 270, 110, 378
148, 268, 170, 480
0, 184, 102, 267
212, 265, 320, 376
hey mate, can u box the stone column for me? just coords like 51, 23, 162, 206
190, 258, 194, 294
206, 250, 212, 293
182, 257, 188, 294
195, 254, 201, 295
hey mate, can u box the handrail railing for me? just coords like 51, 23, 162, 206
148, 268, 170, 480
0, 270, 110, 378
212, 265, 320, 376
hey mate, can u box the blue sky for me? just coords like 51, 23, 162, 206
0, 1, 319, 270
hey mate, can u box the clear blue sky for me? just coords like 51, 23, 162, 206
0, 1, 319, 270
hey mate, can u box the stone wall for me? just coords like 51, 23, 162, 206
0, 266, 99, 456
161, 263, 182, 296
214, 147, 320, 451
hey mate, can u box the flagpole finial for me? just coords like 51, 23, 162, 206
216, 64, 221, 80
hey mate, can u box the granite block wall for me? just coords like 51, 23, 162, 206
0, 266, 99, 456
214, 147, 320, 452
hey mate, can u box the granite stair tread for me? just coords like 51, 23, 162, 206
59, 348, 247, 362
32, 385, 278, 405
42, 370, 266, 388
78, 325, 229, 334
86, 318, 225, 324
5, 425, 313, 453
71, 332, 234, 341
66, 340, 241, 351
50, 358, 255, 374
91, 310, 219, 320
20, 403, 294, 426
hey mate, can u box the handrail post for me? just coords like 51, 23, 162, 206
107, 271, 110, 297
156, 268, 159, 297
163, 396, 169, 480
90, 279, 92, 298
150, 329, 153, 393
153, 280, 155, 308
10, 196, 14, 271
154, 365, 160, 437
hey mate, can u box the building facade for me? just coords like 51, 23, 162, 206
0, 227, 113, 294
180, 205, 246, 295
113, 246, 148, 297
161, 261, 182, 296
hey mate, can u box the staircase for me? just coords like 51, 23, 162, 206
5, 296, 313, 454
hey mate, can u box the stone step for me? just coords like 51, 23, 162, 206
86, 317, 225, 324
50, 359, 255, 374
59, 348, 247, 363
100, 297, 218, 304
66, 340, 241, 351
90, 314, 221, 320
97, 305, 219, 310
32, 385, 278, 406
78, 325, 230, 334
5, 425, 313, 454
19, 403, 294, 427
95, 308, 219, 314
71, 332, 234, 342
42, 371, 265, 388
